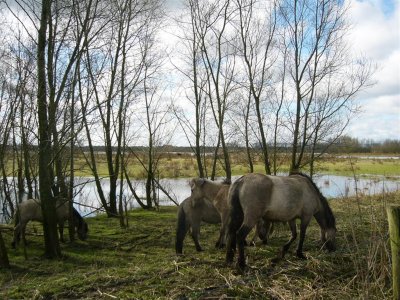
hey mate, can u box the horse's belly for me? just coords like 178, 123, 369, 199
264, 209, 298, 222
264, 195, 301, 221
202, 211, 221, 224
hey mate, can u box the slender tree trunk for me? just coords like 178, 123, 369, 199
244, 90, 253, 173
37, 0, 61, 259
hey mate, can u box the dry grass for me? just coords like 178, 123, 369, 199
0, 191, 398, 299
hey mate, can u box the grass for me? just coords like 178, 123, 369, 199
1, 190, 399, 299
314, 155, 400, 177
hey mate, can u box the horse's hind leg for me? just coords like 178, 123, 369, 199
236, 223, 253, 269
175, 225, 189, 255
226, 216, 244, 265
280, 220, 297, 258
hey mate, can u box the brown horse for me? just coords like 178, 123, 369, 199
226, 173, 336, 269
189, 178, 234, 249
189, 178, 270, 249
11, 198, 88, 248
175, 196, 221, 255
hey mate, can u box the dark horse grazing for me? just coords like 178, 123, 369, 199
11, 198, 89, 248
226, 173, 336, 269
175, 196, 221, 254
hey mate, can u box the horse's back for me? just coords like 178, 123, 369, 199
18, 198, 70, 223
237, 173, 319, 221
180, 196, 220, 224
18, 199, 43, 223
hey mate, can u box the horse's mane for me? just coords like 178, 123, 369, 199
290, 172, 336, 229
72, 207, 85, 226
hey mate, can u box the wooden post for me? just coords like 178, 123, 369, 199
387, 205, 400, 300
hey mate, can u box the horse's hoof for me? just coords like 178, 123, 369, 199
11, 242, 16, 249
196, 248, 203, 252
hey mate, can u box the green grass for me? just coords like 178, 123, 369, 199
1, 191, 399, 299
315, 156, 400, 177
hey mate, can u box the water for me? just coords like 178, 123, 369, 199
72, 174, 400, 217
2, 174, 399, 221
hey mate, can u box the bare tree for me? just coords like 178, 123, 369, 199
235, 0, 278, 175
172, 0, 209, 178
279, 0, 373, 172
79, 0, 163, 215
37, 0, 61, 258
192, 0, 237, 182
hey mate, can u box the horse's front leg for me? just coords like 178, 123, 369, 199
296, 217, 311, 259
215, 212, 228, 249
280, 220, 297, 258
21, 223, 27, 246
59, 221, 65, 243
191, 219, 203, 252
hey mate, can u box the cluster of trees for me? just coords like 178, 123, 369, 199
173, 0, 374, 179
329, 136, 400, 153
0, 0, 374, 259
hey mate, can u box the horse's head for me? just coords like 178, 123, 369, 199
189, 178, 206, 203
325, 227, 336, 252
77, 220, 89, 241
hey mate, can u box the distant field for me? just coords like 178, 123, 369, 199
1, 190, 398, 299
5, 151, 400, 179
78, 152, 400, 178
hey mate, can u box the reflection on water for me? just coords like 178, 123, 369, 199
1, 174, 399, 221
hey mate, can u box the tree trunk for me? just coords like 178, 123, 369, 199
37, 0, 61, 259
0, 232, 9, 268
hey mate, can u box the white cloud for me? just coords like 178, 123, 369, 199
345, 0, 400, 140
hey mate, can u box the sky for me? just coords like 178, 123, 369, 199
344, 0, 400, 141
165, 0, 400, 143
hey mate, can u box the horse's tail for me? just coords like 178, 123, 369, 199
175, 204, 187, 255
225, 177, 244, 262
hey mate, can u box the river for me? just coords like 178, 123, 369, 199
72, 174, 400, 218
2, 174, 399, 220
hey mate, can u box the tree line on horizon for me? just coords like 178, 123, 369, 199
0, 0, 375, 259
